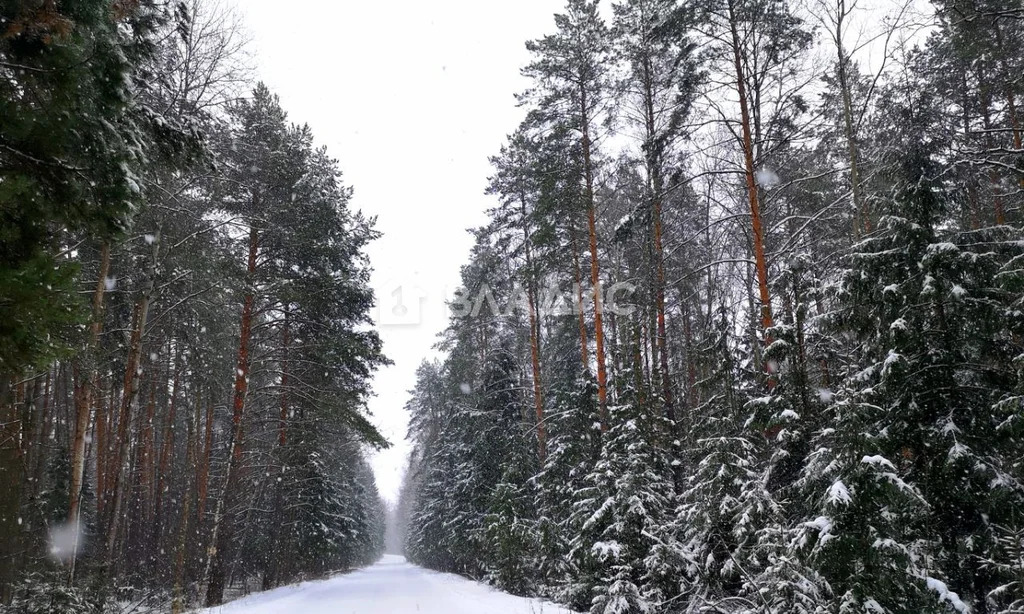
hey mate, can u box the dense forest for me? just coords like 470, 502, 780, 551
0, 1, 387, 612
397, 1, 1024, 614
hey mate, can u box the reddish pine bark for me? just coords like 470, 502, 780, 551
205, 224, 259, 606
97, 381, 116, 517
68, 243, 110, 530
105, 232, 159, 565
519, 194, 546, 460
106, 302, 144, 557
581, 85, 609, 431
637, 51, 675, 420
728, 0, 774, 340
0, 378, 25, 605
570, 226, 590, 370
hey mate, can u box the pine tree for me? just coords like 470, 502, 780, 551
611, 0, 700, 422
0, 0, 184, 602
524, 0, 612, 426
1, 2, 389, 607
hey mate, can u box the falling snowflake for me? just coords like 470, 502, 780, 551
48, 523, 82, 563
754, 168, 780, 187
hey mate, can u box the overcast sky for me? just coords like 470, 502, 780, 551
233, 0, 563, 503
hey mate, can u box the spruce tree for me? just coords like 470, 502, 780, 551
796, 87, 1024, 613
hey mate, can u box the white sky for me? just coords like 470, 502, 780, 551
235, 0, 562, 504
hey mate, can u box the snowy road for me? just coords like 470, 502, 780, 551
199, 554, 576, 614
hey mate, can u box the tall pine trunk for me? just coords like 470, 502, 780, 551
571, 224, 590, 369
171, 385, 202, 614
154, 344, 182, 555
581, 86, 609, 430
0, 377, 23, 605
519, 193, 546, 459
728, 0, 774, 340
205, 224, 259, 606
639, 51, 675, 423
68, 242, 111, 550
263, 309, 289, 590
104, 232, 160, 576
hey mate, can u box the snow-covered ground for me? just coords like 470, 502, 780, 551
196, 554, 577, 614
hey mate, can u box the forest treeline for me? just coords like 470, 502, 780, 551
397, 0, 1024, 613
0, 1, 387, 612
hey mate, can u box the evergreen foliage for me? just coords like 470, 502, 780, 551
399, 1, 1024, 614
0, 2, 388, 609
